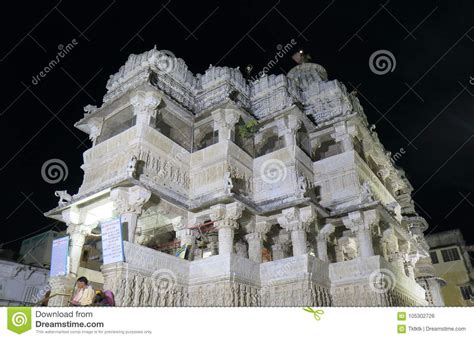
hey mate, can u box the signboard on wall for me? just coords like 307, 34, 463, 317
101, 217, 124, 265
50, 236, 69, 277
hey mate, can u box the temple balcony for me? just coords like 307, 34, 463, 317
313, 150, 401, 218
252, 145, 313, 210
78, 124, 191, 205
188, 140, 253, 207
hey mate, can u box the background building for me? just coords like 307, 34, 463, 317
0, 233, 53, 306
427, 229, 474, 306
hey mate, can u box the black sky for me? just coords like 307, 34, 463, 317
0, 0, 473, 250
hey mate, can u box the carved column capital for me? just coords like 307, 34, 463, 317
130, 91, 162, 125
210, 202, 244, 224
211, 108, 240, 141
244, 232, 265, 242
277, 114, 301, 146
211, 108, 240, 129
277, 207, 301, 231
342, 210, 379, 233
215, 219, 239, 230
278, 206, 316, 232
110, 186, 152, 216
66, 224, 90, 238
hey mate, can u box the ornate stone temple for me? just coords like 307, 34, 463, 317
44, 47, 444, 306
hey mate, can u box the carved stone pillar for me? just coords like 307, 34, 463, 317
278, 206, 316, 256
130, 91, 162, 126
415, 256, 446, 306
216, 219, 238, 254
406, 254, 419, 280
110, 186, 152, 243
245, 233, 264, 263
342, 210, 379, 258
174, 216, 198, 260
332, 121, 357, 152
382, 228, 406, 272
316, 223, 335, 262
176, 228, 197, 260
210, 202, 244, 255
389, 252, 406, 273
272, 230, 291, 260
277, 114, 301, 147
211, 108, 240, 142
67, 224, 90, 276
47, 275, 76, 306
242, 218, 271, 263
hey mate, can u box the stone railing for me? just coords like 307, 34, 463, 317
78, 125, 190, 198
329, 255, 427, 306
253, 147, 300, 203
313, 150, 399, 212
189, 140, 253, 202
313, 151, 360, 208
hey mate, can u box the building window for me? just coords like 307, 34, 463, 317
441, 248, 460, 262
460, 286, 472, 300
430, 251, 439, 264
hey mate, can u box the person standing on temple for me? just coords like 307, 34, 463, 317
70, 276, 95, 306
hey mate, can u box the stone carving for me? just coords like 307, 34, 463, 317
111, 186, 152, 215
225, 164, 252, 195
55, 190, 72, 206
223, 171, 233, 194
137, 149, 190, 190
126, 155, 138, 178
297, 175, 308, 198
361, 181, 374, 203
83, 104, 97, 115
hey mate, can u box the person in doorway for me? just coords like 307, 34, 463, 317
70, 276, 95, 306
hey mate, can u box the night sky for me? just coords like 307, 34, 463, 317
1, 0, 473, 251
